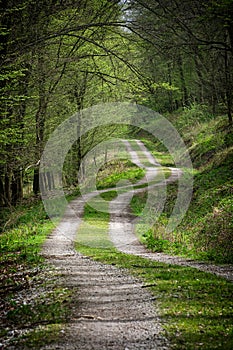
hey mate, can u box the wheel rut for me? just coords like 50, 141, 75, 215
41, 196, 169, 349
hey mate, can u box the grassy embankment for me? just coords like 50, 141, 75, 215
131, 105, 233, 264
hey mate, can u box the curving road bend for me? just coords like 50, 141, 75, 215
109, 140, 233, 282
41, 139, 233, 349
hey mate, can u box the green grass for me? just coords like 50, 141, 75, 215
180, 164, 233, 263
180, 116, 233, 263
15, 324, 64, 349
76, 243, 233, 350
0, 198, 72, 349
96, 159, 145, 190
100, 190, 118, 201
1, 271, 71, 349
76, 195, 113, 249
0, 200, 55, 268
130, 192, 148, 215
133, 115, 233, 263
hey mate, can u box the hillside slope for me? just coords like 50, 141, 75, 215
136, 106, 233, 263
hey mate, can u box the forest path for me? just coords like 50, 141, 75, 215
109, 140, 233, 282
41, 199, 169, 349
41, 139, 233, 349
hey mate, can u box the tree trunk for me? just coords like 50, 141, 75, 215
4, 169, 11, 205
11, 169, 23, 205
0, 175, 5, 206
33, 168, 40, 195
226, 94, 232, 125
177, 53, 188, 107
33, 51, 48, 194
74, 73, 88, 184
224, 32, 233, 125
167, 62, 174, 112
194, 52, 205, 104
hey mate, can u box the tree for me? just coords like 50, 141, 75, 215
126, 0, 233, 122
0, 0, 138, 205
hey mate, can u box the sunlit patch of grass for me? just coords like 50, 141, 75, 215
96, 159, 145, 190
152, 152, 175, 166
130, 191, 147, 216
100, 190, 118, 201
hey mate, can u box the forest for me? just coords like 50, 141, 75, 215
1, 0, 232, 258
0, 1, 233, 349
1, 0, 232, 204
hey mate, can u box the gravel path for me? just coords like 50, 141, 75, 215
41, 139, 233, 349
41, 197, 169, 350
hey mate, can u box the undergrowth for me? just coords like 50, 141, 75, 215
0, 198, 71, 348
0, 199, 54, 268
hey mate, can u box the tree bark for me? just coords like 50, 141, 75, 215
11, 169, 23, 205
33, 168, 40, 195
177, 53, 188, 107
167, 62, 174, 112
0, 174, 5, 206
33, 50, 48, 194
224, 32, 233, 125
4, 168, 11, 205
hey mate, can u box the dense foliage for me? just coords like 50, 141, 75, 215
1, 0, 232, 207
0, 1, 232, 261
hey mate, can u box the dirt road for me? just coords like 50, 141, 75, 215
41, 139, 233, 349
